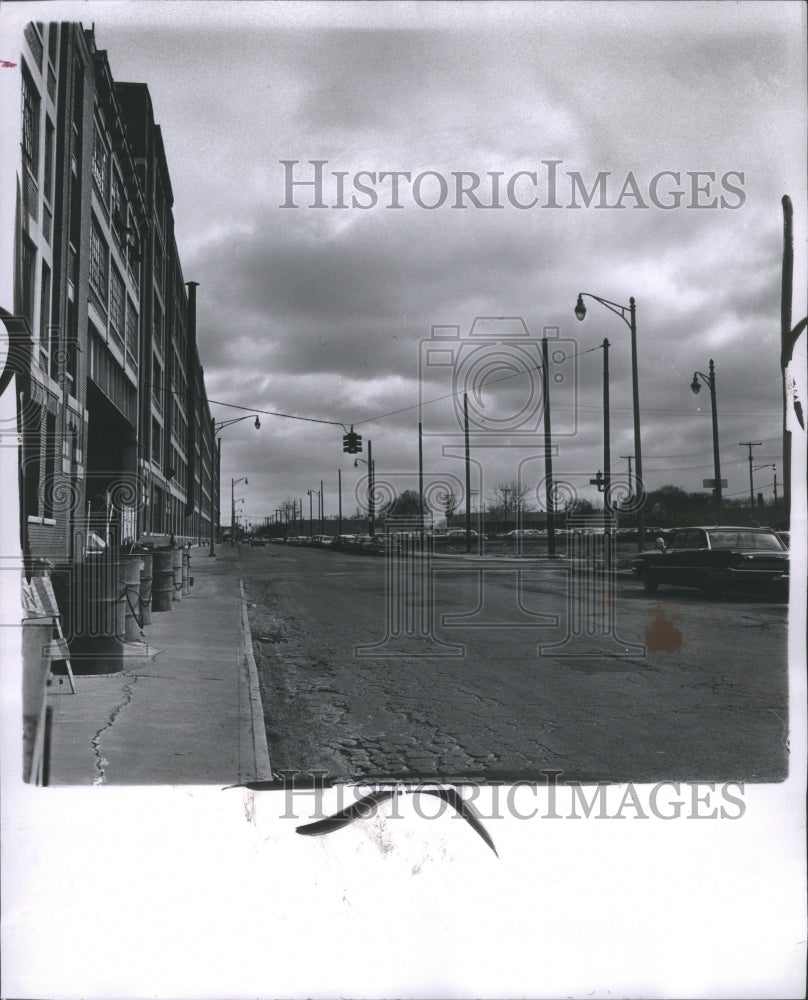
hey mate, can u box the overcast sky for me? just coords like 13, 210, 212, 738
13, 1, 808, 526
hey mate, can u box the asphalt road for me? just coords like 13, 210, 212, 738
243, 544, 789, 784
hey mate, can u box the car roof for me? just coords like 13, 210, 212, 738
672, 525, 778, 532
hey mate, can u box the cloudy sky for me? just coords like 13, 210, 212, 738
15, 1, 808, 526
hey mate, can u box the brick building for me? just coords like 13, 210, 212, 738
1, 21, 218, 573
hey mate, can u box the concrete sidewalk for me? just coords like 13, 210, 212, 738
44, 546, 271, 785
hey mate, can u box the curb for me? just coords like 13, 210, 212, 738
239, 579, 272, 781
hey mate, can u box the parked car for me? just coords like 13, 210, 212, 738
632, 526, 789, 597
332, 534, 357, 550
249, 537, 267, 547
503, 529, 544, 539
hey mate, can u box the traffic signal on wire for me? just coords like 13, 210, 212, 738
343, 428, 362, 454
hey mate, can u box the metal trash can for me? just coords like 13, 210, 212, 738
153, 549, 174, 613
172, 547, 182, 603
120, 554, 143, 641
139, 552, 153, 625
53, 554, 125, 674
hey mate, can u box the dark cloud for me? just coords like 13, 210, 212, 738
82, 3, 805, 515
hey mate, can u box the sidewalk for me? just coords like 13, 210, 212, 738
44, 546, 271, 785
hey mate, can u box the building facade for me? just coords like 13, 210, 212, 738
2, 21, 218, 576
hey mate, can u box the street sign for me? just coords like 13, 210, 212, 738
703, 479, 728, 488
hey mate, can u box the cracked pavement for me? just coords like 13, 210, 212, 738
245, 545, 790, 784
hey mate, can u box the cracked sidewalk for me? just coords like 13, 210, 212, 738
43, 546, 271, 785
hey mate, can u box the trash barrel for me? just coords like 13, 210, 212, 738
172, 547, 182, 603
22, 619, 54, 782
53, 554, 125, 674
139, 552, 153, 625
153, 549, 174, 612
120, 554, 143, 641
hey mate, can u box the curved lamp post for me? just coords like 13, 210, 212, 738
354, 447, 376, 536
575, 292, 644, 550
690, 359, 723, 521
210, 415, 260, 556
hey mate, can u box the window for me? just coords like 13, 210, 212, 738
92, 124, 109, 199
125, 296, 138, 370
89, 218, 108, 297
21, 67, 40, 175
153, 231, 164, 290
151, 417, 162, 465
153, 296, 164, 352
39, 261, 51, 368
109, 265, 125, 351
21, 236, 36, 327
43, 117, 54, 202
111, 170, 125, 240
23, 404, 42, 519
152, 356, 163, 410
43, 411, 57, 518
65, 299, 78, 384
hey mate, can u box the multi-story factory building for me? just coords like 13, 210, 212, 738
1, 21, 218, 573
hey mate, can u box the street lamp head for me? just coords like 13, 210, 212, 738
690, 374, 701, 395
254, 416, 261, 430
574, 294, 587, 321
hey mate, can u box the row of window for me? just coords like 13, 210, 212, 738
92, 118, 141, 281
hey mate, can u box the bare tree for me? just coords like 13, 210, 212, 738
491, 480, 532, 514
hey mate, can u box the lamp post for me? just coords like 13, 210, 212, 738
307, 489, 316, 537
576, 291, 645, 550
690, 359, 723, 521
753, 464, 777, 511
211, 414, 260, 556
354, 451, 375, 536
739, 441, 762, 509
231, 476, 248, 546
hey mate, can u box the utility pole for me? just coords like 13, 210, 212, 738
739, 441, 762, 508
418, 420, 424, 548
368, 440, 374, 536
542, 337, 556, 558
464, 393, 472, 554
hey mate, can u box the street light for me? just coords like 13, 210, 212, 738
753, 464, 778, 507
690, 358, 723, 521
307, 488, 317, 537
354, 446, 376, 536
231, 476, 248, 546
575, 291, 645, 550
210, 415, 260, 557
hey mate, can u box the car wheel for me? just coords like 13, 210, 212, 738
697, 573, 718, 598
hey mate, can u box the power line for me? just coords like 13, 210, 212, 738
352, 342, 605, 427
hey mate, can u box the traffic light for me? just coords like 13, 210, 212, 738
342, 428, 362, 454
